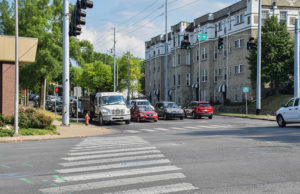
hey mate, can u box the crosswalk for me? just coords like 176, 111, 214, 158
124, 124, 231, 134
40, 136, 198, 194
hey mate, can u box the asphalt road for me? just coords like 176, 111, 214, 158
1, 116, 300, 193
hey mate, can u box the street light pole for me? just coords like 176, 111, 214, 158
256, 0, 262, 115
295, 19, 299, 97
127, 56, 130, 101
13, 0, 19, 136
164, 0, 168, 101
62, 0, 70, 125
113, 27, 116, 92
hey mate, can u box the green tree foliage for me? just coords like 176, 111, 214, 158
248, 16, 294, 93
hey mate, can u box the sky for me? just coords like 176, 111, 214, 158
8, 0, 238, 58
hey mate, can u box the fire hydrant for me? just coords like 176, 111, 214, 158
85, 113, 90, 126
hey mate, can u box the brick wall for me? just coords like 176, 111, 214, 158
0, 63, 15, 116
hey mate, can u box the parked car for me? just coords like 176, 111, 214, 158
276, 97, 300, 127
155, 101, 184, 120
46, 100, 55, 110
183, 101, 213, 119
71, 100, 84, 118
131, 105, 158, 122
130, 99, 154, 109
52, 101, 63, 113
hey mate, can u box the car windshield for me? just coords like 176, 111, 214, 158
138, 106, 154, 111
102, 96, 126, 105
136, 101, 150, 106
198, 103, 211, 107
164, 103, 179, 108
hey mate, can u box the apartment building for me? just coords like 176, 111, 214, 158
145, 0, 300, 106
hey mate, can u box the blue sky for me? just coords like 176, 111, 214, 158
8, 0, 238, 58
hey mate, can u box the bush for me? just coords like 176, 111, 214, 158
10, 107, 54, 129
0, 129, 14, 137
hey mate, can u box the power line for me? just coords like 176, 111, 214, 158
169, 0, 202, 13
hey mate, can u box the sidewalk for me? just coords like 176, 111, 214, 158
0, 120, 111, 143
216, 112, 276, 121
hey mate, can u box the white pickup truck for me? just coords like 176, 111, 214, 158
276, 97, 300, 127
82, 92, 131, 125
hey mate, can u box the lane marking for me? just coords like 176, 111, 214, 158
139, 129, 155, 132
68, 147, 157, 156
1, 164, 10, 169
59, 154, 166, 167
53, 175, 67, 182
154, 128, 169, 131
19, 178, 34, 185
125, 130, 140, 134
104, 183, 198, 194
185, 127, 198, 129
54, 165, 181, 183
57, 159, 171, 174
70, 143, 149, 152
170, 127, 184, 130
62, 150, 161, 161
40, 173, 185, 194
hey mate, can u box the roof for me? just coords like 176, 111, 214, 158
96, 92, 124, 97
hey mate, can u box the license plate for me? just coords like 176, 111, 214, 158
205, 109, 208, 111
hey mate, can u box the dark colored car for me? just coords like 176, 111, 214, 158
154, 101, 184, 120
131, 105, 158, 122
183, 101, 213, 119
70, 100, 83, 118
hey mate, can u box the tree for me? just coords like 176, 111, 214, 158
248, 15, 294, 94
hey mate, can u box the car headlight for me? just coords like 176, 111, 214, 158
125, 109, 130, 114
165, 109, 170, 113
140, 113, 144, 116
153, 113, 157, 116
102, 108, 111, 115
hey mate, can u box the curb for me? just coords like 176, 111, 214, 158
215, 114, 275, 122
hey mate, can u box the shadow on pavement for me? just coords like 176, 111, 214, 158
179, 126, 300, 144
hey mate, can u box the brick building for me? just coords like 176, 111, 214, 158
145, 0, 300, 106
0, 35, 38, 116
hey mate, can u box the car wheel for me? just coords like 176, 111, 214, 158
184, 112, 187, 118
154, 119, 158, 122
164, 114, 168, 120
192, 112, 196, 119
277, 115, 286, 127
98, 114, 103, 126
208, 115, 213, 119
180, 116, 184, 120
125, 120, 130, 125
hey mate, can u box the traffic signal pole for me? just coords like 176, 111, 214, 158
113, 27, 116, 92
295, 19, 299, 97
62, 0, 70, 126
13, 0, 19, 136
256, 0, 262, 115
198, 39, 201, 101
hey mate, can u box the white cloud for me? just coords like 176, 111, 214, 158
78, 20, 161, 59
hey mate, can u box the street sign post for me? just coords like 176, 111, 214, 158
243, 87, 249, 114
74, 87, 82, 123
198, 34, 208, 40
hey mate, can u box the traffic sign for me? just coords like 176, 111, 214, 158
198, 34, 208, 40
74, 87, 82, 97
243, 87, 249, 93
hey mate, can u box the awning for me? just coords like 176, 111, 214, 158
192, 84, 199, 89
168, 90, 172, 96
154, 89, 160, 95
218, 84, 226, 93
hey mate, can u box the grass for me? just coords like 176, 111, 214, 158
38, 109, 84, 125
248, 94, 293, 112
216, 112, 275, 120
0, 127, 59, 137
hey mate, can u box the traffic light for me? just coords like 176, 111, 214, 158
69, 0, 93, 37
218, 37, 223, 50
247, 37, 257, 50
55, 87, 59, 93
181, 41, 191, 50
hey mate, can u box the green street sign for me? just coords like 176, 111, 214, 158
198, 34, 208, 40
243, 87, 249, 93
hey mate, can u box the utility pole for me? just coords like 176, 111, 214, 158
13, 0, 19, 136
256, 0, 262, 115
174, 34, 177, 103
198, 38, 201, 101
62, 0, 70, 125
127, 56, 130, 101
164, 0, 168, 101
226, 12, 230, 100
113, 27, 116, 92
295, 19, 299, 97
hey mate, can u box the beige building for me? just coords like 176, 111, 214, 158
145, 0, 300, 106
0, 35, 38, 116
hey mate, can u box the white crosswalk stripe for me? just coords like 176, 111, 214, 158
125, 130, 140, 133
139, 128, 155, 132
154, 128, 169, 131
40, 136, 198, 193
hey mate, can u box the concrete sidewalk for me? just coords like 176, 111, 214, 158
0, 120, 111, 143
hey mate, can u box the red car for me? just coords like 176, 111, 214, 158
131, 105, 158, 122
183, 101, 213, 119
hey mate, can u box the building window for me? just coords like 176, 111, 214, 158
186, 53, 190, 65
214, 47, 217, 59
173, 55, 176, 67
215, 24, 218, 37
234, 39, 244, 48
229, 66, 232, 77
197, 49, 199, 61
201, 70, 208, 82
234, 88, 238, 101
214, 69, 218, 82
201, 48, 207, 60
153, 61, 156, 72
247, 16, 251, 24
262, 10, 269, 24
218, 68, 222, 76
235, 13, 244, 25
178, 74, 181, 86
177, 54, 181, 65
218, 22, 222, 31
280, 11, 287, 24
173, 75, 176, 86
186, 73, 190, 86
234, 64, 244, 74
224, 67, 227, 80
